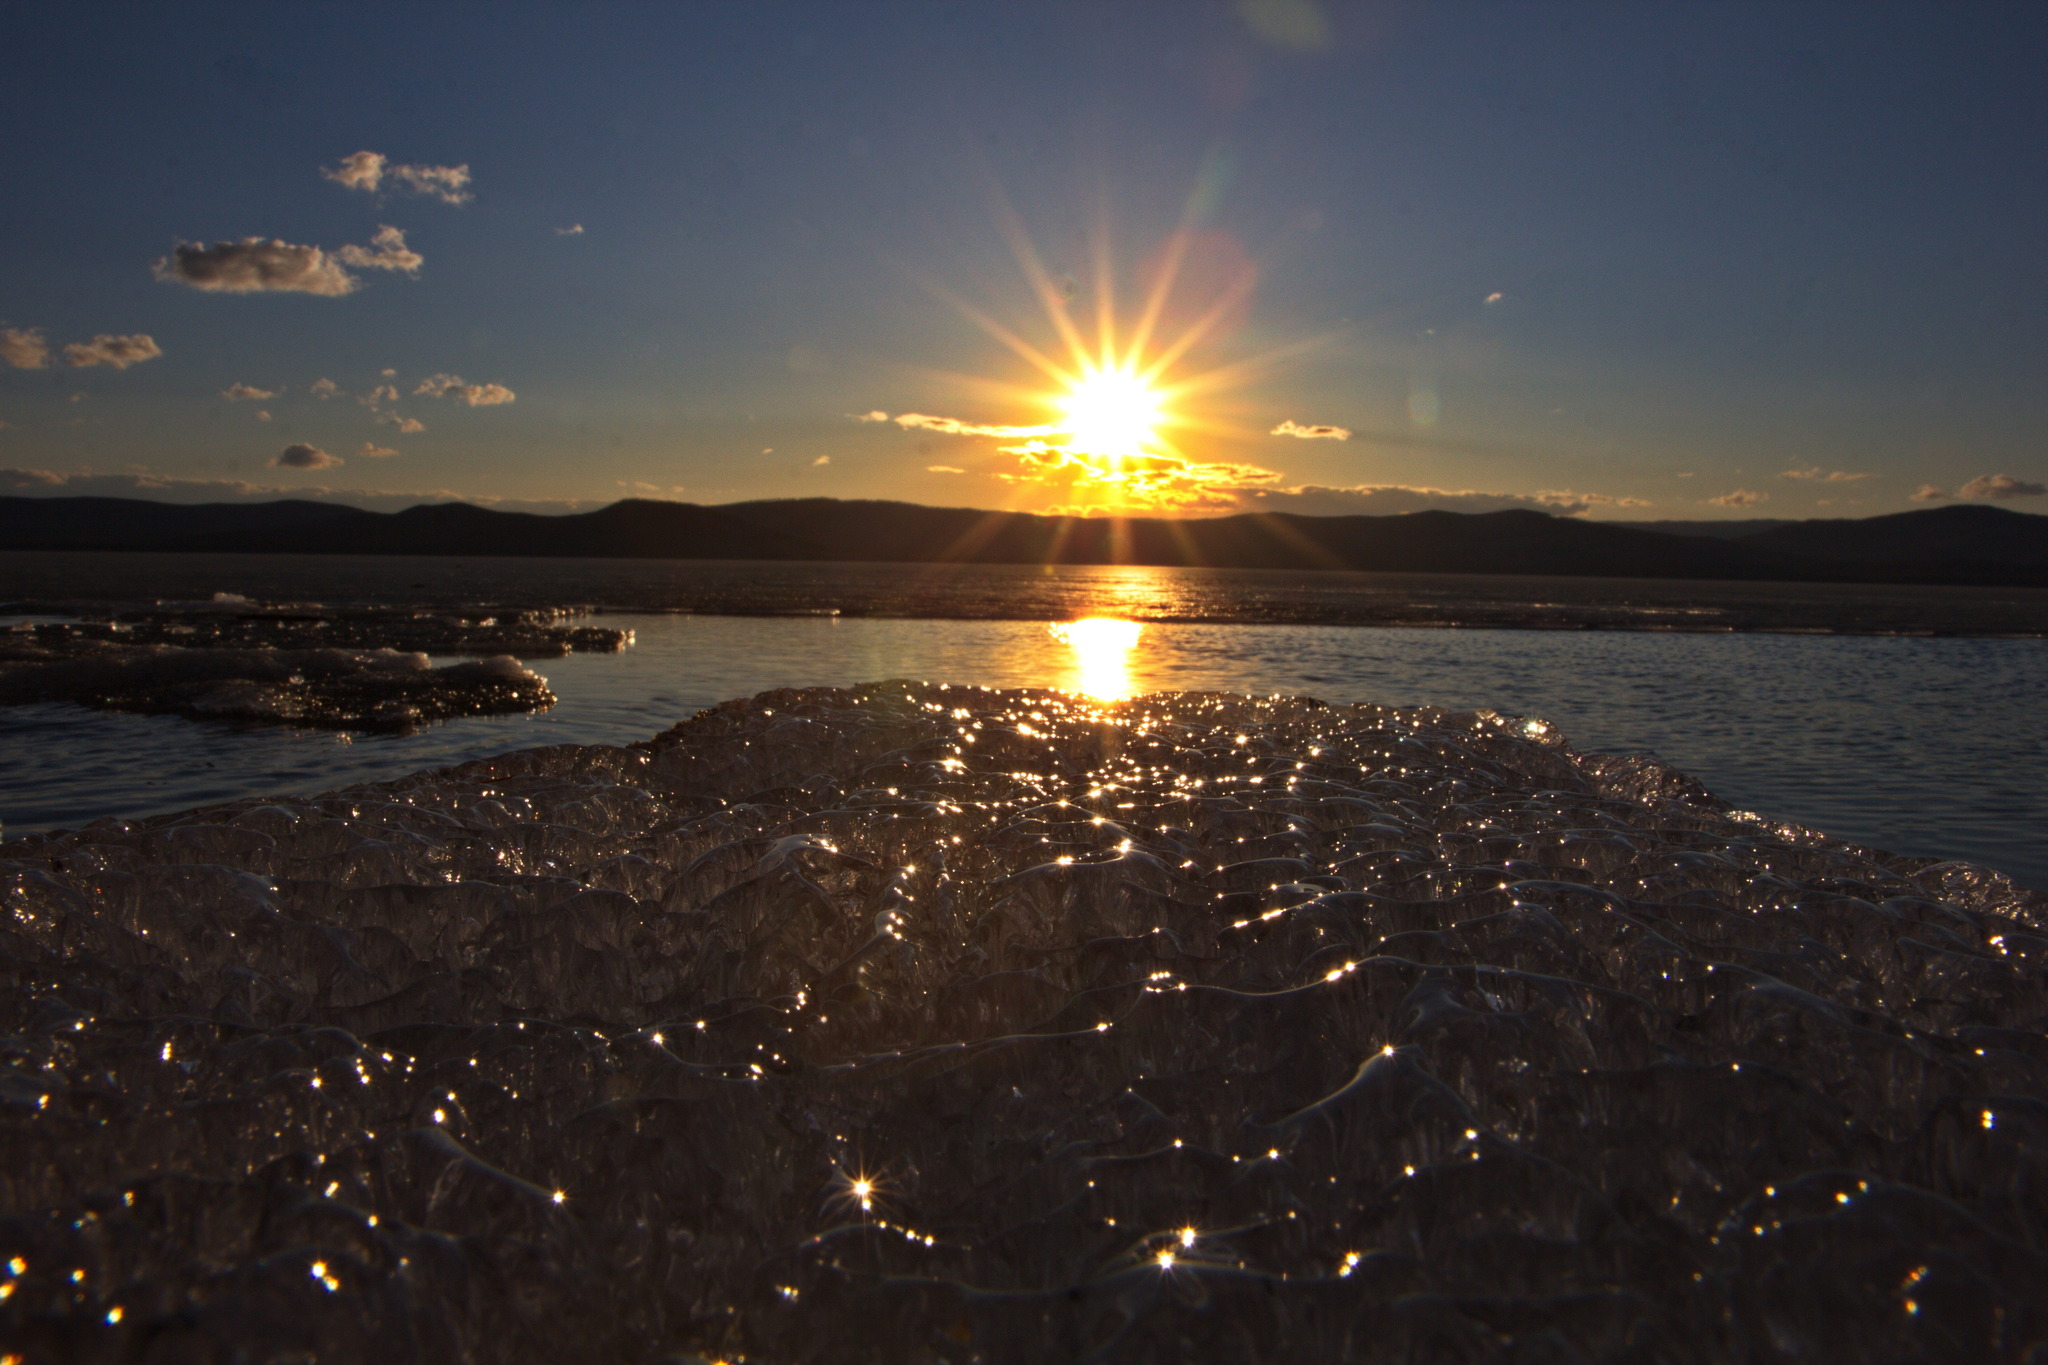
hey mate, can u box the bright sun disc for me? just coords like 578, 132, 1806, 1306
1050, 617, 1143, 701
1059, 367, 1162, 461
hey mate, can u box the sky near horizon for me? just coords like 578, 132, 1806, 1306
2, 1, 2046, 522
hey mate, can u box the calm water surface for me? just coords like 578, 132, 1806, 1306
3, 605, 2042, 887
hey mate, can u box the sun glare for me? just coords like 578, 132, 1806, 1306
1059, 366, 1163, 462
1051, 617, 1143, 701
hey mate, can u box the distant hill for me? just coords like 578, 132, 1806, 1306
2, 495, 2045, 586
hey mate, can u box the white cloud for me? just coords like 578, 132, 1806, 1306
324, 151, 473, 205
556, 224, 585, 236
358, 384, 399, 407
358, 442, 399, 458
156, 238, 359, 295
271, 443, 342, 470
60, 334, 162, 369
0, 466, 595, 515
1270, 419, 1352, 441
322, 151, 386, 191
1, 327, 50, 369
1781, 467, 1873, 482
413, 373, 515, 406
1958, 473, 2045, 500
1484, 291, 1505, 304
221, 383, 276, 401
308, 378, 341, 398
335, 225, 422, 274
811, 455, 831, 466
873, 411, 1051, 438
1708, 488, 1768, 508
927, 465, 965, 474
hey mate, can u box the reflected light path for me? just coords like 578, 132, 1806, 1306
1049, 617, 1143, 700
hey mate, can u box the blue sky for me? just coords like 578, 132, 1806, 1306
2, 1, 2045, 520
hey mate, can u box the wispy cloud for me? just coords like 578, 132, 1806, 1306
414, 374, 515, 406
1911, 484, 1948, 502
926, 465, 965, 474
1708, 488, 1768, 507
1958, 473, 2045, 500
308, 378, 341, 398
853, 410, 891, 423
556, 224, 585, 236
1781, 466, 1873, 482
374, 413, 425, 433
221, 382, 276, 401
271, 443, 342, 470
335, 225, 422, 273
1, 327, 50, 369
155, 238, 359, 295
323, 151, 473, 205
886, 411, 1051, 438
1224, 484, 1648, 518
1270, 419, 1352, 441
358, 442, 399, 458
811, 455, 831, 466
61, 334, 162, 369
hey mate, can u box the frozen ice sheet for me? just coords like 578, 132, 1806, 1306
0, 684, 2042, 1361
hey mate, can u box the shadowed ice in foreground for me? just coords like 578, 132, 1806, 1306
1, 683, 2043, 1362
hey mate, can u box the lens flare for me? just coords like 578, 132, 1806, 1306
1050, 618, 1143, 701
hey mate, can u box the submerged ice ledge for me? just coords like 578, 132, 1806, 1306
0, 683, 2043, 1362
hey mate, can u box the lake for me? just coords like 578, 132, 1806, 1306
2, 551, 2043, 887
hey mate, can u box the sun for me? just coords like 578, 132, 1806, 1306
1058, 365, 1163, 463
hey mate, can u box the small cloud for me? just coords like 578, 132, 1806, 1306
761, 447, 774, 454
156, 238, 358, 295
62, 333, 162, 369
1271, 418, 1352, 441
69, 392, 85, 403
308, 378, 341, 398
335, 225, 422, 274
380, 368, 396, 377
374, 413, 425, 434
927, 465, 965, 474
853, 410, 891, 423
1, 327, 50, 369
1484, 292, 1505, 305
322, 150, 386, 191
1708, 488, 1768, 508
1781, 466, 1872, 483
811, 455, 831, 466
358, 384, 399, 408
358, 442, 399, 458
414, 373, 514, 405
255, 410, 272, 422
271, 443, 342, 470
1911, 483, 1949, 502
221, 383, 276, 401
324, 151, 473, 205
1958, 473, 2046, 500
556, 224, 585, 236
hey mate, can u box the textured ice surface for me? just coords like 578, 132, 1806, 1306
1, 683, 2043, 1362
0, 643, 551, 731
0, 597, 629, 730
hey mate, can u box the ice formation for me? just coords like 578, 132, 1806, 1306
0, 599, 626, 729
0, 682, 2042, 1362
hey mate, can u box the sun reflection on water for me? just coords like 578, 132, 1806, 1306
1050, 617, 1143, 701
